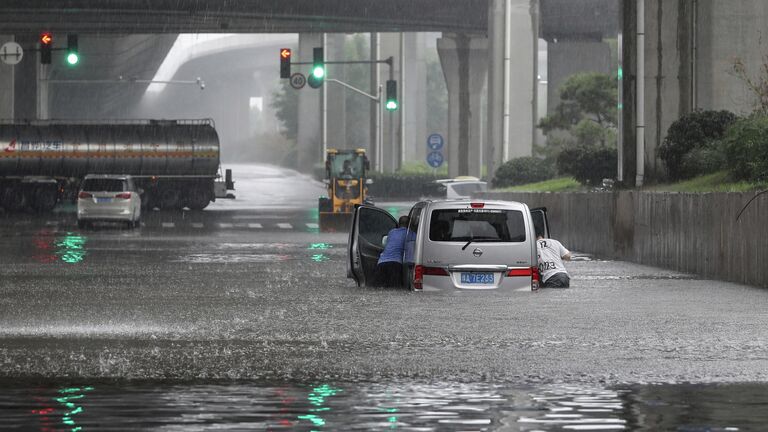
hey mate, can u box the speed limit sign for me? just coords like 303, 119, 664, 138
290, 73, 306, 90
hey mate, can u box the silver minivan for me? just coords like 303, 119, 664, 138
348, 200, 549, 291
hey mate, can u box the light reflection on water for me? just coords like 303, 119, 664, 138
2, 381, 766, 431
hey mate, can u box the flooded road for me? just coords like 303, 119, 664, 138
1, 164, 768, 429
3, 381, 766, 431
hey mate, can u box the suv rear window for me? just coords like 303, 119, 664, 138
429, 208, 526, 243
81, 178, 127, 192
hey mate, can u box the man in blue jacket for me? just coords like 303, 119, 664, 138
374, 216, 410, 287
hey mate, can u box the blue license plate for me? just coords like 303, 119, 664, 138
460, 272, 494, 284
96, 197, 112, 203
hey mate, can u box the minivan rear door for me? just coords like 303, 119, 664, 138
530, 207, 550, 238
348, 205, 398, 287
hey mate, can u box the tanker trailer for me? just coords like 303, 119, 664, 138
0, 119, 234, 212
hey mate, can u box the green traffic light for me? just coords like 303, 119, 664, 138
385, 100, 398, 111
312, 66, 325, 79
66, 52, 79, 65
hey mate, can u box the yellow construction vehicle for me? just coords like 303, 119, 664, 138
318, 148, 370, 232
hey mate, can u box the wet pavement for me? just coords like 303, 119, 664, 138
2, 164, 768, 429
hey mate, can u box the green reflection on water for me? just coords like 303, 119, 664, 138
311, 254, 329, 262
298, 384, 342, 429
55, 232, 87, 264
55, 386, 93, 431
308, 243, 332, 250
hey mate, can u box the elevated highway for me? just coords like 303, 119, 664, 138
0, 0, 487, 33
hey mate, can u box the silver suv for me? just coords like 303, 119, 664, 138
348, 200, 549, 291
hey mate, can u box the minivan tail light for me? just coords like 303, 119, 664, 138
470, 202, 485, 208
115, 192, 132, 199
78, 192, 92, 199
531, 266, 541, 291
413, 265, 424, 290
507, 268, 533, 277
423, 266, 449, 276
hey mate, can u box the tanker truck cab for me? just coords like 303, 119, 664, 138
348, 200, 549, 291
77, 174, 142, 229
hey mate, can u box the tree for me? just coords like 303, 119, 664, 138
539, 72, 618, 185
271, 79, 298, 141
732, 55, 768, 114
539, 72, 617, 147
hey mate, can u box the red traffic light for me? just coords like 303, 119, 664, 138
40, 32, 53, 45
280, 48, 292, 79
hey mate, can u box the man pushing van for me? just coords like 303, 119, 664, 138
536, 232, 571, 288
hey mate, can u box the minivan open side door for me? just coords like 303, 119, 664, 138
530, 207, 550, 238
348, 205, 398, 287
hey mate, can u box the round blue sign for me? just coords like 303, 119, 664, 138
427, 151, 444, 168
427, 133, 444, 151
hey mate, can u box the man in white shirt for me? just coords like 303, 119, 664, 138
536, 233, 571, 288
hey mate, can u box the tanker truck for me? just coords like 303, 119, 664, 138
0, 119, 234, 212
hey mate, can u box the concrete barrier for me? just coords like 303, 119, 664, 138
479, 191, 768, 288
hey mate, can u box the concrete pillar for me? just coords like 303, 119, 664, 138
438, 33, 488, 178
487, 0, 538, 181
696, 0, 768, 113
403, 33, 429, 167
506, 0, 537, 160
297, 33, 323, 174
325, 33, 347, 149
487, 0, 505, 182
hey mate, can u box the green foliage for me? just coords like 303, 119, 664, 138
492, 157, 556, 188
271, 80, 298, 141
557, 145, 617, 186
658, 110, 737, 181
495, 177, 582, 192
649, 171, 767, 193
722, 114, 768, 182
426, 53, 448, 135
539, 72, 617, 143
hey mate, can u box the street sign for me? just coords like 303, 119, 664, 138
0, 42, 23, 65
427, 151, 444, 168
427, 133, 444, 151
290, 72, 306, 89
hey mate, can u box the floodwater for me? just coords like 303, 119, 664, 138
3, 380, 767, 431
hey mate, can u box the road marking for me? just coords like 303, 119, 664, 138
161, 222, 175, 228
306, 223, 319, 229
277, 223, 292, 229
191, 223, 204, 229
218, 223, 234, 229
248, 223, 263, 229
45, 221, 59, 226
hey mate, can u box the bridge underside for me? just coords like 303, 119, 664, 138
0, 0, 487, 34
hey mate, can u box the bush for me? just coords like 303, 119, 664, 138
492, 157, 556, 187
723, 114, 768, 182
659, 110, 737, 180
557, 145, 617, 186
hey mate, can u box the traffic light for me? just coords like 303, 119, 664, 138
39, 32, 53, 64
280, 48, 291, 79
66, 34, 79, 66
385, 80, 398, 111
308, 47, 324, 88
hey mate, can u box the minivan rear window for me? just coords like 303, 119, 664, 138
429, 208, 526, 243
81, 179, 126, 192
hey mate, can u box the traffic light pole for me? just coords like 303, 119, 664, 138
293, 56, 394, 172
324, 78, 384, 172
